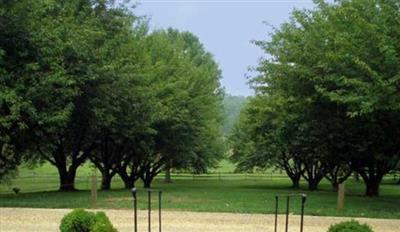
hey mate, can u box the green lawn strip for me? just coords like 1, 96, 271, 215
0, 160, 287, 193
1, 179, 399, 219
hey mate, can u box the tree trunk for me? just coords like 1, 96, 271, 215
143, 179, 151, 188
118, 171, 135, 189
365, 179, 380, 197
143, 175, 153, 188
280, 157, 303, 189
354, 172, 360, 181
302, 162, 326, 191
58, 167, 76, 191
101, 172, 112, 190
304, 173, 324, 191
356, 168, 384, 197
124, 179, 135, 189
332, 181, 339, 192
289, 175, 300, 189
324, 164, 351, 192
307, 179, 320, 191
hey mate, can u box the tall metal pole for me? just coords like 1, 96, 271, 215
159, 191, 162, 232
274, 196, 278, 232
131, 188, 137, 232
285, 196, 290, 232
300, 195, 306, 232
148, 190, 152, 232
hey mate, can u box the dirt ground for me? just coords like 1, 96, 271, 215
0, 207, 399, 232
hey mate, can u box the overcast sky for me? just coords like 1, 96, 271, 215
133, 0, 319, 96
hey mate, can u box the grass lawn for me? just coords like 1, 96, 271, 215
1, 161, 399, 219
1, 175, 399, 219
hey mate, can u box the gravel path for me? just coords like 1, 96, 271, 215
0, 207, 399, 232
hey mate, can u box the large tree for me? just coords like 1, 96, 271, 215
112, 29, 224, 189
232, 0, 399, 196
86, 5, 152, 190
0, 0, 32, 182
1, 0, 143, 191
138, 29, 224, 188
229, 96, 305, 189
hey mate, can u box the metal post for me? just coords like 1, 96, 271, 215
274, 196, 278, 232
285, 196, 290, 232
300, 195, 306, 232
131, 188, 137, 232
272, 194, 307, 232
148, 190, 151, 232
159, 191, 162, 232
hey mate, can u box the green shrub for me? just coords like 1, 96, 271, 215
60, 209, 117, 232
92, 212, 117, 232
91, 222, 118, 232
60, 209, 96, 232
327, 220, 374, 232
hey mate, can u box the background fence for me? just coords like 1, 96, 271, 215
0, 172, 288, 194
1, 171, 398, 194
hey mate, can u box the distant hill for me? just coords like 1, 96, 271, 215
222, 95, 248, 134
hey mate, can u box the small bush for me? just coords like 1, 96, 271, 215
60, 209, 117, 232
91, 222, 118, 232
60, 209, 96, 232
92, 212, 117, 232
327, 220, 374, 232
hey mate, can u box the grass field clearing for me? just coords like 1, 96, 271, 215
1, 178, 399, 219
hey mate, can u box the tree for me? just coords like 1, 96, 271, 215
86, 5, 152, 190
249, 0, 400, 196
1, 0, 141, 191
229, 96, 306, 189
30, 0, 121, 191
347, 112, 400, 196
138, 29, 224, 188
110, 29, 224, 189
0, 0, 32, 182
2, 0, 224, 190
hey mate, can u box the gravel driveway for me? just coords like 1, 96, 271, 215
0, 207, 399, 232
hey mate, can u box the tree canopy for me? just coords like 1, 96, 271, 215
0, 0, 224, 190
231, 0, 400, 196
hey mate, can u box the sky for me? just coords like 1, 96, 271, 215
133, 0, 319, 96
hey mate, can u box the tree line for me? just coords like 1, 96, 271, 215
230, 0, 400, 197
0, 0, 224, 191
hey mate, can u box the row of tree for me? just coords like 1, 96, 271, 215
230, 0, 400, 197
0, 0, 224, 191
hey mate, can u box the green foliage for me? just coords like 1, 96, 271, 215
60, 209, 96, 232
92, 212, 118, 232
0, 0, 34, 183
91, 223, 117, 232
1, 0, 224, 189
229, 96, 267, 172
231, 0, 400, 195
133, 28, 224, 184
327, 220, 374, 232
59, 209, 117, 232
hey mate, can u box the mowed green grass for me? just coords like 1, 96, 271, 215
0, 161, 399, 219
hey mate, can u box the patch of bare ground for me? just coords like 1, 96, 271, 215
0, 207, 399, 232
